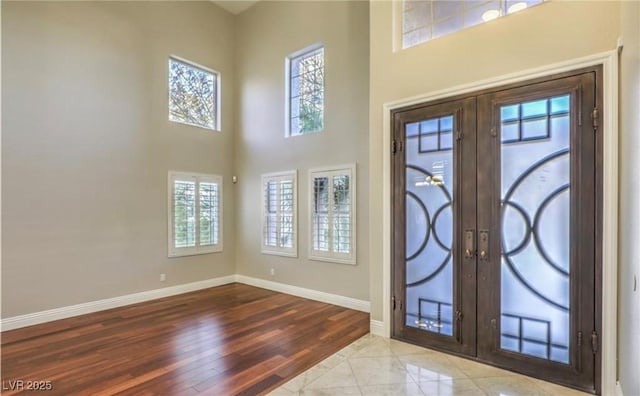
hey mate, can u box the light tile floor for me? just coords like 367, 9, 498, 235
268, 334, 591, 396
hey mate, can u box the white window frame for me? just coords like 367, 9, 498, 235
308, 164, 356, 265
168, 55, 221, 131
285, 43, 325, 137
168, 171, 223, 257
261, 170, 298, 257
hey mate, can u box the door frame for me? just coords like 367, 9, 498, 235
378, 50, 619, 395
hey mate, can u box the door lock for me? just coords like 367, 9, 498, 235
479, 230, 489, 261
464, 230, 475, 259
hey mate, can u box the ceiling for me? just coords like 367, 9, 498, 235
212, 0, 260, 15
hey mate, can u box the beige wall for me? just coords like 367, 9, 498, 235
234, 1, 370, 301
1, 1, 237, 317
618, 1, 640, 394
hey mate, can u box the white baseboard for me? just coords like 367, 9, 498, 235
616, 381, 624, 396
234, 274, 370, 313
0, 275, 236, 331
370, 319, 385, 336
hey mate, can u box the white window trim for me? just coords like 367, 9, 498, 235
308, 164, 357, 265
167, 171, 223, 257
284, 42, 325, 138
261, 170, 298, 257
168, 55, 222, 132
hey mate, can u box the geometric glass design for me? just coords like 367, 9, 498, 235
406, 115, 454, 153
405, 114, 455, 336
499, 93, 571, 364
402, 0, 545, 49
501, 95, 569, 143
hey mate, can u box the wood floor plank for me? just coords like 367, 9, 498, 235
1, 283, 369, 395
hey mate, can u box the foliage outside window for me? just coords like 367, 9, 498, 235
262, 171, 297, 257
309, 165, 356, 265
287, 45, 324, 136
168, 172, 222, 257
169, 57, 219, 130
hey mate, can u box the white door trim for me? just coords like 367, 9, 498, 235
380, 49, 618, 395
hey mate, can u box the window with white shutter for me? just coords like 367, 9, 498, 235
168, 172, 222, 257
309, 165, 356, 265
262, 171, 297, 257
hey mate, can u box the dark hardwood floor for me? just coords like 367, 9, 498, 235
1, 283, 370, 395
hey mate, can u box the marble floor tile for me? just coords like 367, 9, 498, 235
349, 356, 416, 386
350, 337, 395, 358
283, 364, 334, 392
528, 378, 591, 396
267, 387, 296, 396
389, 339, 433, 356
334, 334, 378, 359
304, 361, 359, 389
472, 376, 548, 396
359, 382, 426, 396
299, 386, 362, 395
418, 378, 486, 396
399, 353, 469, 382
268, 335, 591, 396
445, 355, 518, 379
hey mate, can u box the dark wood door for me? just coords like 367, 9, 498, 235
391, 97, 477, 356
392, 69, 601, 394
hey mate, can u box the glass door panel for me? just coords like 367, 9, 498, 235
392, 98, 477, 356
405, 115, 455, 335
499, 94, 572, 363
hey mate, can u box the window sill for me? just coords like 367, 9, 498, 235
168, 246, 223, 258
261, 249, 298, 258
286, 128, 324, 138
309, 255, 356, 266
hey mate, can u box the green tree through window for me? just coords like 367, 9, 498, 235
289, 46, 324, 135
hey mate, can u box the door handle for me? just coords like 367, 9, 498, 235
479, 230, 489, 261
464, 229, 475, 259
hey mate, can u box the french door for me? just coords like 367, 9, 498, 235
391, 68, 601, 393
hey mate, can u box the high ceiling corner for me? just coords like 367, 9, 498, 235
211, 0, 260, 15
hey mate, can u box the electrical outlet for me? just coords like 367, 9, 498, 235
160, 273, 166, 282
270, 268, 275, 276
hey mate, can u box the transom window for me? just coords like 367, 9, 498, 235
262, 171, 297, 257
286, 45, 324, 136
168, 172, 222, 257
168, 57, 220, 130
309, 165, 356, 265
402, 0, 544, 49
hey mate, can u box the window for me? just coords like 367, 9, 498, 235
402, 0, 544, 49
286, 44, 324, 136
309, 165, 356, 265
168, 172, 222, 257
168, 56, 220, 130
262, 171, 297, 257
